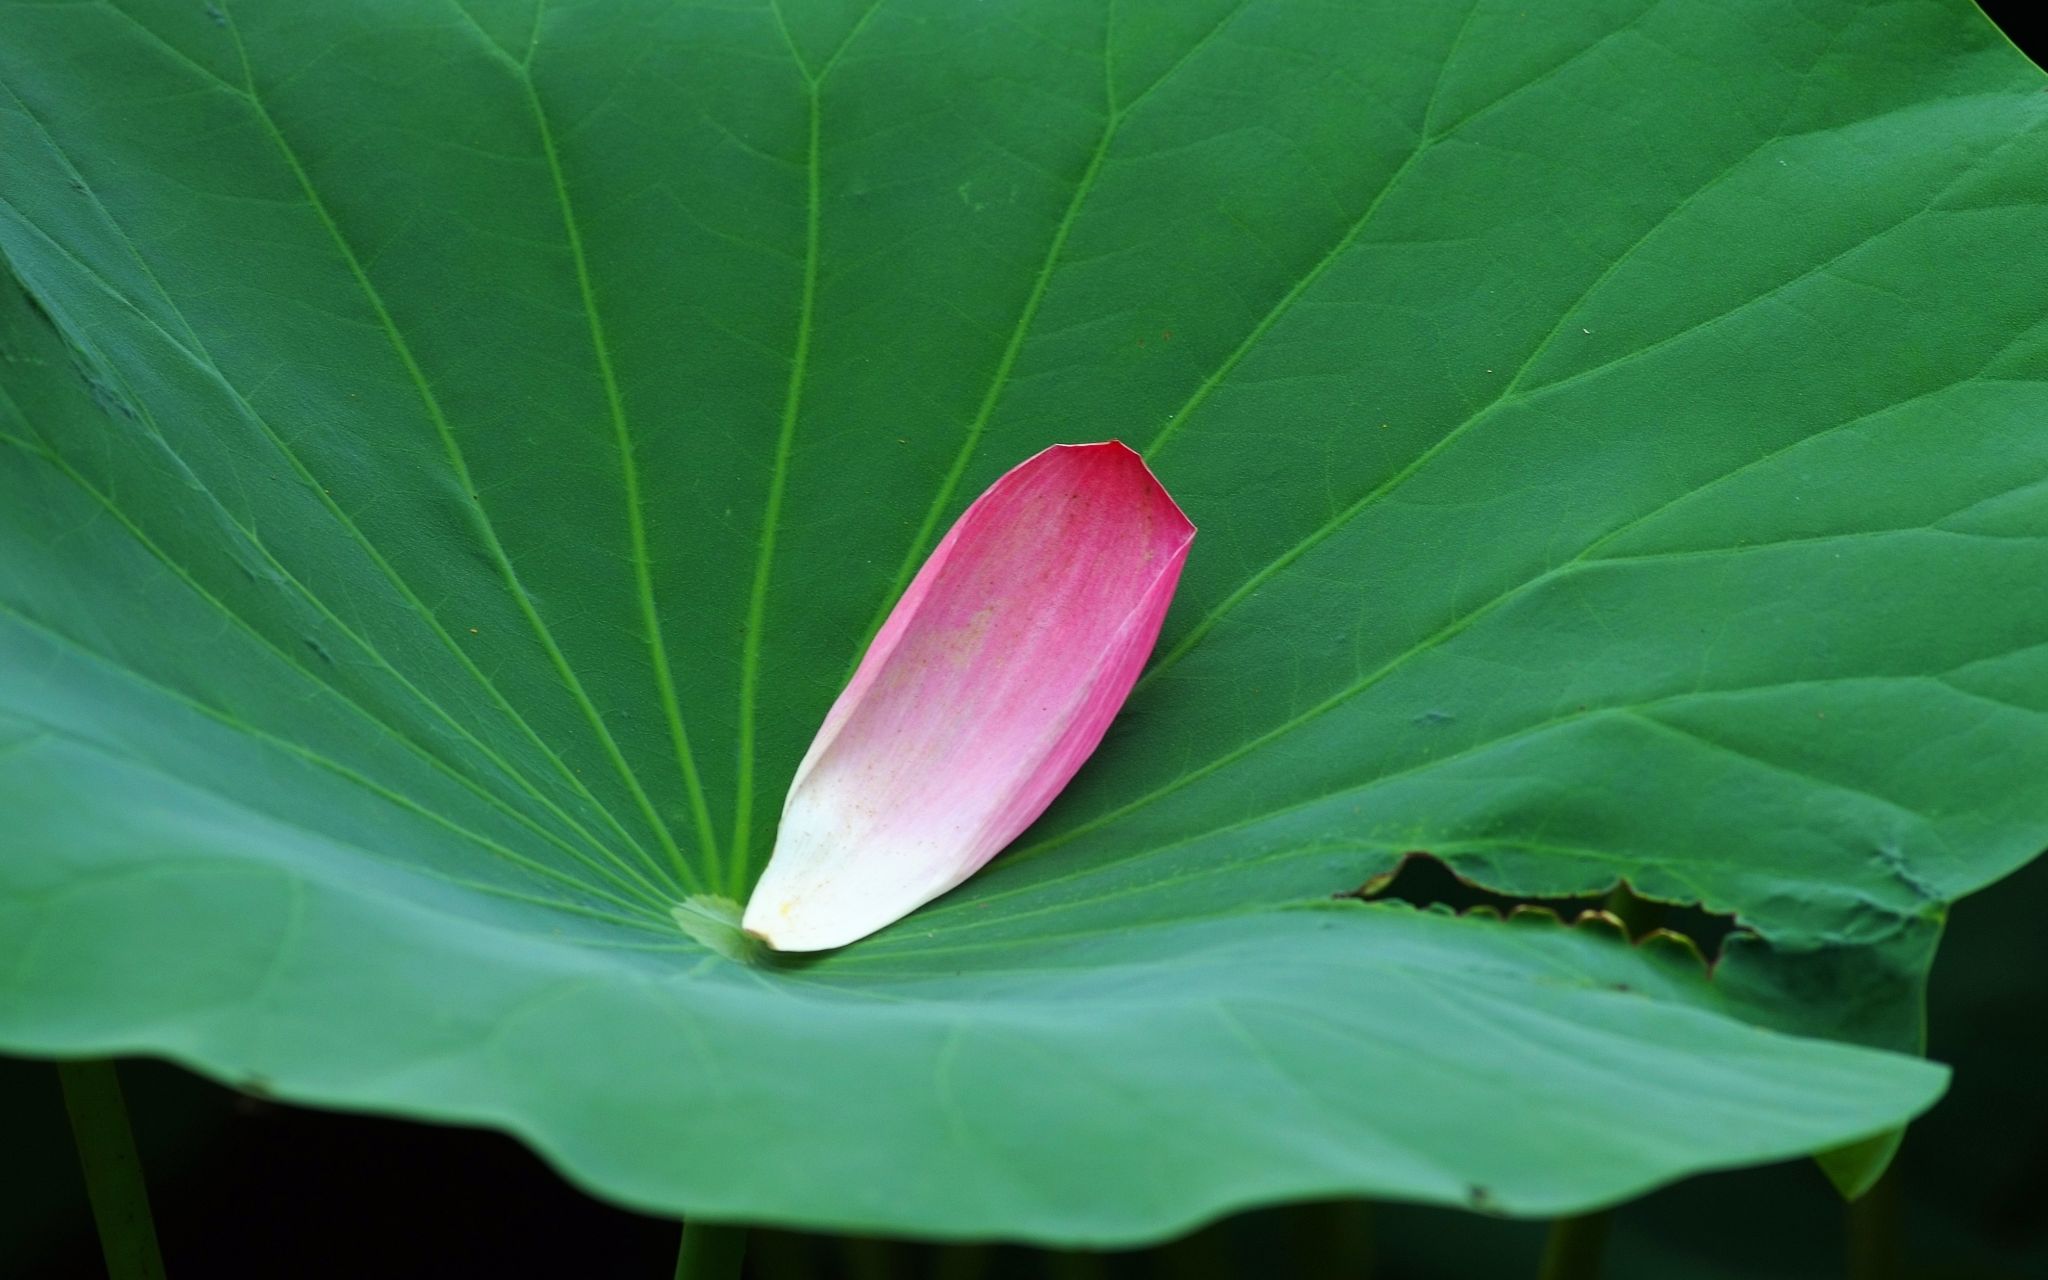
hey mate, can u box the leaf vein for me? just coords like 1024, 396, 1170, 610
216, 1, 700, 891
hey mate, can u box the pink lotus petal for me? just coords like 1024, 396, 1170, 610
742, 442, 1196, 951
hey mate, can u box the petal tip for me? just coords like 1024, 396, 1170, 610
1037, 440, 1196, 539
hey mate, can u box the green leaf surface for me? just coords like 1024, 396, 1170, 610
1, 0, 2041, 1242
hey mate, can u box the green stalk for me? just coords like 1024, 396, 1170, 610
57, 1059, 167, 1280
674, 1221, 747, 1280
1314, 1200, 1375, 1275
1846, 1165, 1904, 1280
1537, 1210, 1611, 1280
1599, 884, 1665, 939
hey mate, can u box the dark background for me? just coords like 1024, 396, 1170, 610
7, 5, 2043, 1277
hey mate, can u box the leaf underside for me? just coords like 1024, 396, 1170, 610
2, 0, 2043, 1243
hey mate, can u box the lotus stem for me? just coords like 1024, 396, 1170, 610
673, 1220, 747, 1280
1537, 1209, 1611, 1280
1846, 1165, 1904, 1280
57, 1059, 166, 1280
